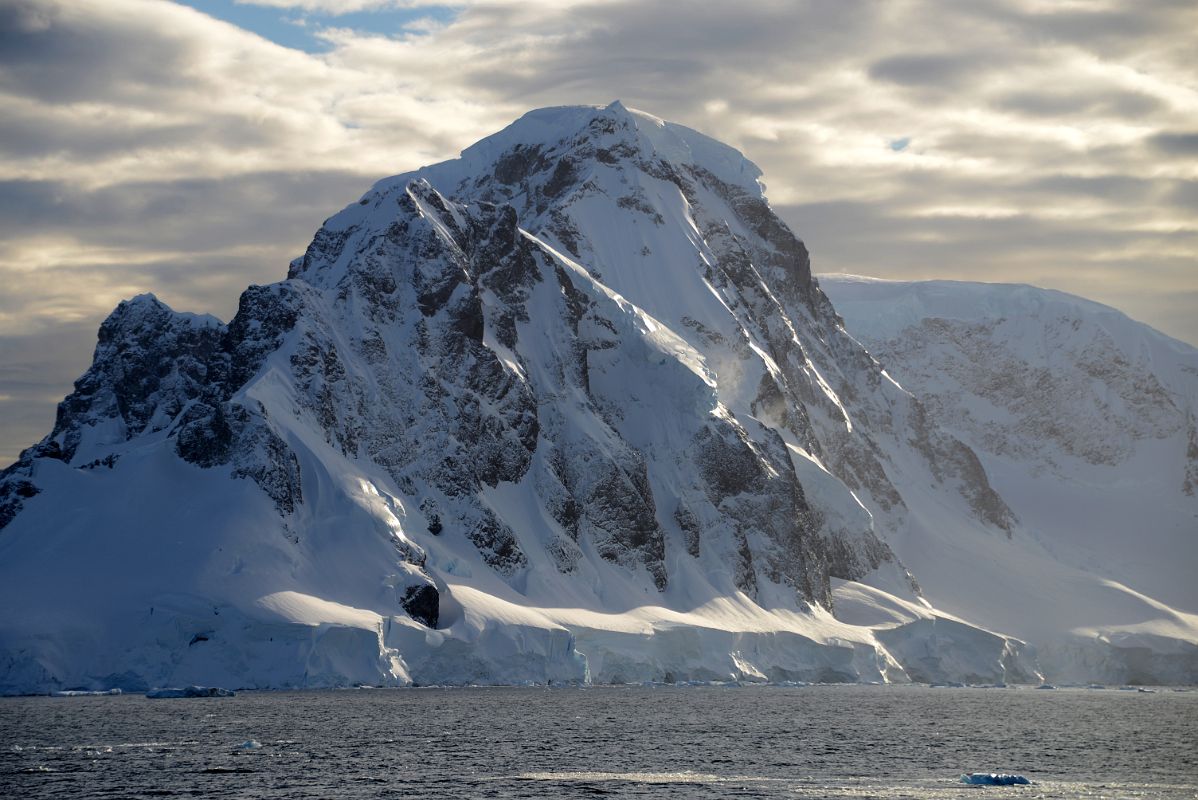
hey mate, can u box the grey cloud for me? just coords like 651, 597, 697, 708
0, 108, 291, 160
570, 0, 876, 64
0, 171, 372, 252
867, 53, 993, 88
1149, 132, 1198, 157
0, 0, 195, 103
1015, 174, 1163, 205
995, 88, 1165, 119
1013, 6, 1177, 47
974, 0, 1198, 61
784, 201, 1195, 269
1170, 181, 1198, 211
460, 0, 881, 103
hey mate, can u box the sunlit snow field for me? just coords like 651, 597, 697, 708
2, 684, 1196, 798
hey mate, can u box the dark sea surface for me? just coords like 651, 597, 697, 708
2, 684, 1196, 799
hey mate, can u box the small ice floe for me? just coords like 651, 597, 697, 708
235, 740, 262, 750
146, 686, 235, 698
51, 689, 122, 697
1035, 683, 1056, 690
960, 773, 1031, 786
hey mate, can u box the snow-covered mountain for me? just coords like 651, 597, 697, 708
821, 275, 1198, 683
0, 103, 1191, 693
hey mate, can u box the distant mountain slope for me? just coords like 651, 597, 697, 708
821, 275, 1198, 682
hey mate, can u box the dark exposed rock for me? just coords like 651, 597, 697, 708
586, 460, 666, 590
616, 193, 664, 225
401, 584, 439, 628
1, 285, 312, 527
493, 144, 545, 185
908, 402, 1016, 533
1185, 415, 1198, 496
543, 157, 579, 199
691, 420, 831, 604
229, 409, 304, 516
694, 424, 766, 499
0, 468, 38, 531
674, 504, 701, 558
44, 295, 224, 464
175, 401, 303, 515
174, 403, 235, 468
223, 283, 303, 391
464, 508, 527, 576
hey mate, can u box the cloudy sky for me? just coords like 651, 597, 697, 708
1, 0, 1196, 464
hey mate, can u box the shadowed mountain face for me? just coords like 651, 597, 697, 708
0, 104, 1190, 693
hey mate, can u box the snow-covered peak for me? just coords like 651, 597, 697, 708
4, 109, 1195, 694
101, 293, 223, 337
365, 101, 765, 204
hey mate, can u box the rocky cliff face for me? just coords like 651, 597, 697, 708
5, 104, 1186, 692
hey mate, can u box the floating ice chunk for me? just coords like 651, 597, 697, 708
146, 686, 235, 698
960, 773, 1030, 786
235, 740, 262, 750
51, 689, 122, 697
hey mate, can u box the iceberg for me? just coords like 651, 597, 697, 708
960, 773, 1030, 786
145, 685, 235, 698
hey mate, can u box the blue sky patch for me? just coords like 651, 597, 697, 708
174, 0, 457, 53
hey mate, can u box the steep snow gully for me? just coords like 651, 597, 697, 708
1, 103, 1194, 693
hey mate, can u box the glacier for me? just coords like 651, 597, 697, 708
0, 103, 1192, 693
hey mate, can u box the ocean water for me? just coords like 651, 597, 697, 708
2, 684, 1196, 798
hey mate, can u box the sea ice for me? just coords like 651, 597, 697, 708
235, 740, 262, 750
960, 773, 1031, 785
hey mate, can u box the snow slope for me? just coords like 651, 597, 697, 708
821, 275, 1198, 682
0, 104, 1187, 692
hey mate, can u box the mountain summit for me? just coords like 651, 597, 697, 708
1, 104, 1193, 692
